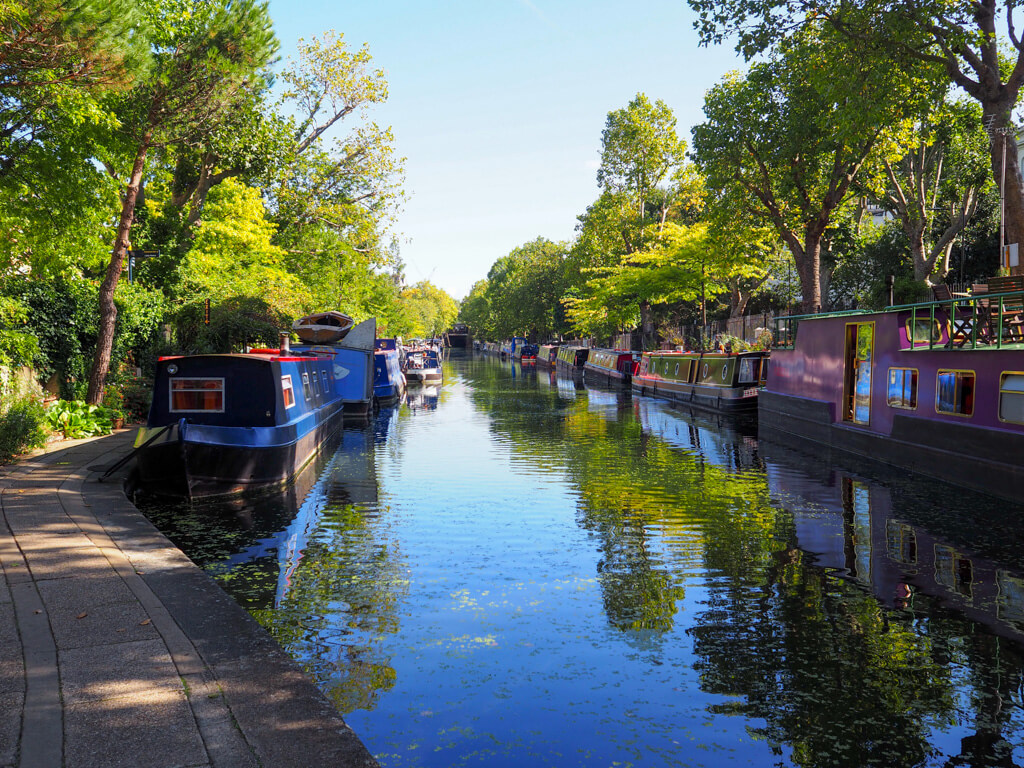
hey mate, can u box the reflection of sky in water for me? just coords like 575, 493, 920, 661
139, 355, 1024, 767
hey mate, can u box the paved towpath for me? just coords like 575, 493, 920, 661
0, 429, 378, 768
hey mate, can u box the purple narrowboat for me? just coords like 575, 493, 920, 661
760, 286, 1024, 501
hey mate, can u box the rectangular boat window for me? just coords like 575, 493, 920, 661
886, 368, 918, 409
281, 375, 295, 409
999, 372, 1024, 423
738, 357, 758, 384
320, 370, 329, 393
904, 317, 942, 347
311, 370, 319, 396
301, 372, 311, 401
169, 378, 224, 412
936, 369, 975, 416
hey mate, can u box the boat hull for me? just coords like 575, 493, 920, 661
135, 401, 345, 499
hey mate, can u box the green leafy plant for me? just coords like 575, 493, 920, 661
45, 400, 114, 439
0, 397, 50, 464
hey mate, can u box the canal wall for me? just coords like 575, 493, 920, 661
0, 429, 378, 767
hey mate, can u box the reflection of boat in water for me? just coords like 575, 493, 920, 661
634, 398, 760, 473
555, 375, 582, 399
212, 427, 378, 607
407, 385, 439, 411
761, 434, 1024, 643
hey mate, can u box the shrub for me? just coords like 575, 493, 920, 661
0, 398, 50, 464
45, 400, 113, 439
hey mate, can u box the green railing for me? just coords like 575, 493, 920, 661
772, 309, 872, 349
894, 290, 1024, 351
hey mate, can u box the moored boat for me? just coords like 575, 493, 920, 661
374, 338, 406, 405
759, 284, 1024, 501
555, 345, 589, 376
632, 350, 768, 412
134, 316, 375, 499
519, 342, 538, 362
404, 346, 442, 384
292, 311, 354, 344
583, 348, 640, 386
537, 344, 559, 367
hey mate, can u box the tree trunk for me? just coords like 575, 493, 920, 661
85, 137, 151, 405
797, 229, 822, 313
638, 299, 655, 351
986, 112, 1024, 274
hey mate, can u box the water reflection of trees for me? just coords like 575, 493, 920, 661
463, 360, 1024, 766
138, 423, 408, 715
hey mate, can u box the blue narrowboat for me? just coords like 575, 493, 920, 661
404, 345, 442, 384
373, 338, 407, 405
133, 316, 375, 499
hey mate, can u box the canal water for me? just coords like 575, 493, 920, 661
138, 354, 1024, 767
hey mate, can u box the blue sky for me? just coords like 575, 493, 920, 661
267, 0, 746, 300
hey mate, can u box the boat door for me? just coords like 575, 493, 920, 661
843, 322, 874, 425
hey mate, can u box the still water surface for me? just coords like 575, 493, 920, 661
139, 354, 1024, 767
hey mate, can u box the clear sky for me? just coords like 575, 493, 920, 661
266, 0, 746, 300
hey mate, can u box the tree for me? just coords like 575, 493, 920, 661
691, 27, 937, 311
457, 280, 491, 339
687, 0, 1024, 273
86, 0, 278, 404
860, 98, 991, 283
400, 281, 458, 339
597, 93, 688, 226
0, 0, 148, 175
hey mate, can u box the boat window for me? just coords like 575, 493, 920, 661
674, 363, 679, 377
301, 372, 311, 401
999, 372, 1024, 423
936, 369, 974, 416
738, 358, 757, 384
886, 368, 918, 409
904, 317, 943, 347
311, 370, 319, 396
169, 378, 224, 413
320, 370, 329, 393
281, 376, 296, 409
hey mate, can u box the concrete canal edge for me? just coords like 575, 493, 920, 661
0, 429, 379, 768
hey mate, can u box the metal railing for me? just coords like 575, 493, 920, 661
896, 290, 1024, 351
771, 309, 873, 349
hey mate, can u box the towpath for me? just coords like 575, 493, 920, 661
0, 429, 378, 768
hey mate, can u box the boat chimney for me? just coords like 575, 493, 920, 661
279, 331, 291, 355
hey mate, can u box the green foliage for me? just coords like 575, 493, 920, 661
0, 396, 49, 464
45, 399, 112, 438
173, 295, 290, 354
400, 281, 458, 339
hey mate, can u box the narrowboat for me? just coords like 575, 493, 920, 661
404, 346, 442, 384
583, 348, 641, 386
555, 345, 589, 376
759, 285, 1024, 502
373, 338, 406, 405
483, 341, 501, 356
538, 344, 559, 367
519, 343, 539, 363
502, 336, 529, 360
632, 350, 768, 412
133, 316, 376, 499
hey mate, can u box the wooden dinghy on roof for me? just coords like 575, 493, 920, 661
292, 311, 355, 344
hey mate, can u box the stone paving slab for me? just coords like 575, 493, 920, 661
0, 430, 379, 768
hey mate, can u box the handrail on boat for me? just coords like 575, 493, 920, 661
771, 289, 1024, 351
